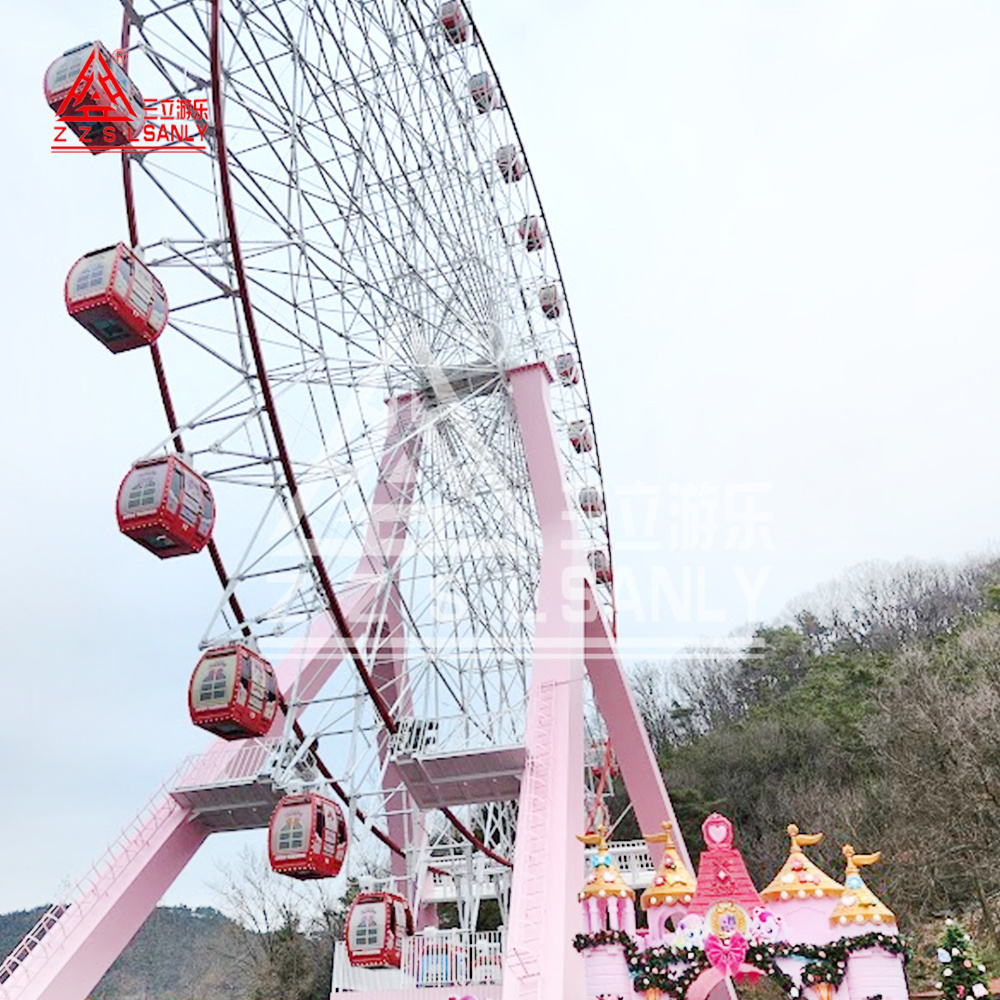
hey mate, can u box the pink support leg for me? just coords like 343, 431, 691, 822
1, 800, 208, 1000
1, 401, 425, 1000
4, 370, 691, 1000
584, 595, 693, 871
503, 360, 689, 997
349, 396, 422, 895
271, 396, 422, 709
503, 362, 586, 1000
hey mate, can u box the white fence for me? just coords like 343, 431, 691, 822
330, 930, 504, 993
171, 736, 281, 790
388, 709, 526, 758
585, 839, 655, 889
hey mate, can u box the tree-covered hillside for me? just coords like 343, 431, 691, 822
0, 901, 334, 1000
630, 556, 1000, 985
6, 558, 1000, 995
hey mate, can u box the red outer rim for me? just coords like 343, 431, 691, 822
120, 4, 250, 632
207, 0, 397, 736
117, 0, 512, 870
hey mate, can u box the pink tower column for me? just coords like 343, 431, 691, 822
502, 362, 586, 1000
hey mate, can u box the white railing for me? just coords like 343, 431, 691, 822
0, 907, 68, 989
584, 839, 655, 889
388, 709, 526, 758
330, 930, 504, 993
0, 759, 192, 999
425, 870, 506, 904
403, 930, 504, 989
171, 736, 281, 790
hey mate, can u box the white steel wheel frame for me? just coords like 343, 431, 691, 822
116, 0, 614, 906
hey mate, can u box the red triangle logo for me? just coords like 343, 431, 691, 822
55, 45, 138, 124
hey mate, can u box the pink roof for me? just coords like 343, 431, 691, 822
688, 814, 763, 915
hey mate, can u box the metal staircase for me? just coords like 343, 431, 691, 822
0, 738, 284, 1000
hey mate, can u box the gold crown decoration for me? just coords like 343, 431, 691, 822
761, 824, 845, 902
640, 821, 697, 909
830, 843, 895, 926
578, 824, 635, 902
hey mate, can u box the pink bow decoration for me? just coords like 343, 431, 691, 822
705, 932, 748, 979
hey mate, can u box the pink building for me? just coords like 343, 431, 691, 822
575, 814, 909, 1000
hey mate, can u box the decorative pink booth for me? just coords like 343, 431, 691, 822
574, 813, 909, 1000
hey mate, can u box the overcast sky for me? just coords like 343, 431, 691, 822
2, 0, 1000, 916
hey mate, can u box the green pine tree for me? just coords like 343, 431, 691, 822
936, 919, 991, 1000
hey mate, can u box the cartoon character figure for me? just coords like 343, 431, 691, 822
672, 914, 706, 950
750, 906, 784, 943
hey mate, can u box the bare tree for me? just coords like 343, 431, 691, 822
781, 557, 998, 653
211, 848, 344, 1000
868, 618, 1000, 943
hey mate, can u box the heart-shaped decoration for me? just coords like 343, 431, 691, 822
707, 823, 728, 844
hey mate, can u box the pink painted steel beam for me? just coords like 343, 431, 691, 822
503, 360, 690, 997
4, 800, 208, 1000
1, 406, 424, 1000
583, 588, 693, 872
268, 396, 421, 715
350, 396, 421, 603
267, 396, 424, 886
369, 602, 419, 891
503, 362, 585, 1000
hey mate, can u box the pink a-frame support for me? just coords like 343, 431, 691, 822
0, 398, 425, 1000
3, 366, 687, 1000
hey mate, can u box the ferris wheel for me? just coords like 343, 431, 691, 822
5, 3, 683, 999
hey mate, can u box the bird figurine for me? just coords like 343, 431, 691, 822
787, 824, 824, 852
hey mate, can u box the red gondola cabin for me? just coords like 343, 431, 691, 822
555, 352, 580, 385
345, 892, 414, 968
189, 645, 280, 739
518, 216, 546, 252
269, 793, 348, 880
539, 284, 562, 319
66, 244, 168, 352
588, 549, 612, 585
469, 72, 499, 113
579, 486, 605, 517
117, 455, 215, 558
495, 144, 525, 182
44, 41, 145, 150
569, 420, 594, 454
438, 1, 468, 44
